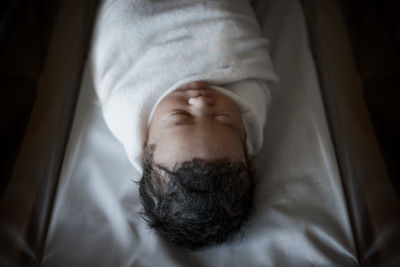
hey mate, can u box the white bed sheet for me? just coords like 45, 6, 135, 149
42, 0, 358, 266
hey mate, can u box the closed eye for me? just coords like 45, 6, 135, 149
214, 113, 232, 120
165, 111, 192, 127
169, 111, 191, 118
166, 111, 193, 126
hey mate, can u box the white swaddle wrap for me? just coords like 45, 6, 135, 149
91, 0, 277, 171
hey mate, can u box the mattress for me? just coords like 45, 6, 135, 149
42, 0, 358, 266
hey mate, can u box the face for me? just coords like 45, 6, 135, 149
147, 82, 246, 168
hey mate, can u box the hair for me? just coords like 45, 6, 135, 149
138, 144, 255, 250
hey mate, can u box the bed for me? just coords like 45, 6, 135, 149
1, 0, 399, 266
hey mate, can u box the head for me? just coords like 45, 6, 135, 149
139, 81, 255, 249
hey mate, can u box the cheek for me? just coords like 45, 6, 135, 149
219, 99, 243, 120
157, 94, 187, 111
149, 95, 186, 136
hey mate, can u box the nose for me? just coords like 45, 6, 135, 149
188, 95, 214, 107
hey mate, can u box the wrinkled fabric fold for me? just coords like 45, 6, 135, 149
91, 0, 277, 172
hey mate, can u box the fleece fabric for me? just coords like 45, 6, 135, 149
91, 0, 277, 171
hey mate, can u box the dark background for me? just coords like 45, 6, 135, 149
0, 0, 60, 199
341, 0, 400, 199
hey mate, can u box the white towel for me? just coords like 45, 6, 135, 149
91, 0, 277, 172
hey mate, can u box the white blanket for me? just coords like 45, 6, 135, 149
91, 0, 277, 171
43, 0, 358, 266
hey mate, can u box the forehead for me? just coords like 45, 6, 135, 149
151, 124, 245, 168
